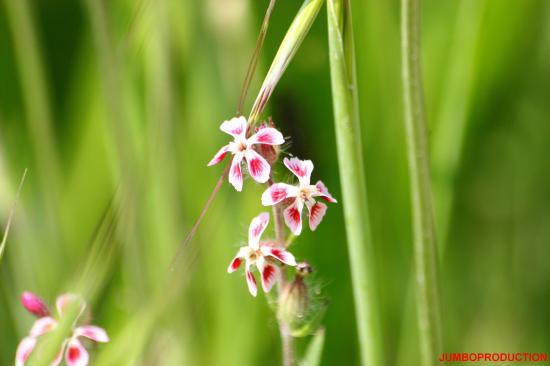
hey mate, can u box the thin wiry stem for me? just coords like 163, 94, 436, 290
401, 0, 443, 364
169, 0, 278, 270
0, 168, 27, 263
237, 0, 277, 116
170, 164, 230, 271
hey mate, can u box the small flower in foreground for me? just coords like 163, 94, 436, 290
207, 116, 285, 191
16, 292, 109, 366
261, 157, 337, 235
227, 212, 297, 297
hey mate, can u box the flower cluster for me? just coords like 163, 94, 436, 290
209, 116, 337, 296
16, 292, 109, 366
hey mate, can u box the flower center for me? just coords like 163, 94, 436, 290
247, 248, 262, 263
298, 186, 316, 201
236, 141, 248, 152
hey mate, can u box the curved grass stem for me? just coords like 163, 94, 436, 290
400, 0, 443, 364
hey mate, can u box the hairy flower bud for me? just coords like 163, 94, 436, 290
278, 262, 312, 331
21, 292, 50, 318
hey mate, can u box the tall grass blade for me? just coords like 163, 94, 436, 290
249, 0, 324, 123
300, 328, 325, 366
326, 1, 384, 365
400, 0, 443, 364
432, 0, 486, 253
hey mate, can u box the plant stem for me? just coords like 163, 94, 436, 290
237, 0, 277, 116
269, 175, 294, 366
279, 320, 294, 366
400, 0, 443, 364
170, 164, 230, 271
326, 1, 384, 365
0, 169, 27, 264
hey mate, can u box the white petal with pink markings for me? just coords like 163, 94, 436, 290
307, 201, 328, 231
284, 201, 304, 235
245, 269, 258, 297
75, 325, 109, 343
261, 183, 298, 206
220, 116, 247, 137
207, 144, 231, 166
284, 157, 313, 185
315, 180, 337, 203
56, 294, 85, 318
260, 264, 278, 293
229, 153, 244, 191
248, 127, 284, 145
16, 336, 36, 366
245, 150, 270, 183
65, 338, 89, 366
248, 212, 270, 248
30, 316, 57, 337
262, 246, 297, 266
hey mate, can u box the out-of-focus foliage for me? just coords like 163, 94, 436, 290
1, 0, 549, 365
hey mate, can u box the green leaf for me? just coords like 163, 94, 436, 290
248, 0, 324, 123
300, 328, 325, 366
326, 1, 384, 365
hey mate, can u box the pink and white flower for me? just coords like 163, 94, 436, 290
261, 157, 337, 235
207, 116, 285, 191
227, 212, 297, 297
16, 292, 109, 366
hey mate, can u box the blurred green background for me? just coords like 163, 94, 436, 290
1, 0, 549, 365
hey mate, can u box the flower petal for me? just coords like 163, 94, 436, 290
284, 201, 304, 235
245, 269, 258, 297
52, 342, 66, 366
56, 294, 85, 318
248, 127, 284, 146
228, 153, 244, 192
75, 325, 109, 343
307, 201, 328, 231
207, 144, 231, 166
30, 316, 57, 337
315, 180, 337, 203
227, 247, 247, 273
16, 337, 36, 366
65, 339, 89, 366
261, 246, 297, 266
21, 292, 50, 318
260, 264, 278, 293
261, 183, 299, 206
220, 116, 247, 138
283, 157, 313, 185
245, 150, 270, 183
248, 212, 270, 249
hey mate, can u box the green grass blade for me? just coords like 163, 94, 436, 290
400, 0, 443, 365
249, 0, 324, 123
300, 328, 325, 366
326, 1, 384, 365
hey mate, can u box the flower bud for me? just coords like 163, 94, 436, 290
278, 262, 312, 331
21, 292, 50, 318
255, 118, 280, 164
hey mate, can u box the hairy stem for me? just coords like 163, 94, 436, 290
268, 175, 294, 366
401, 0, 443, 364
